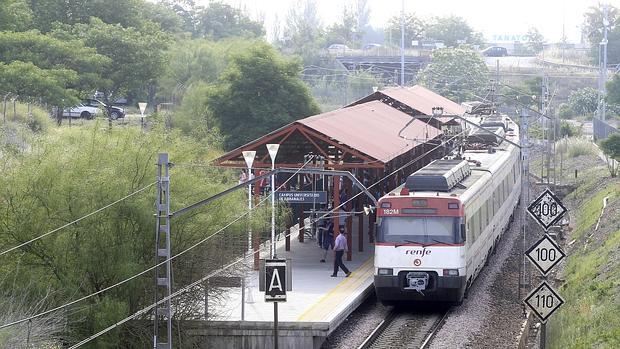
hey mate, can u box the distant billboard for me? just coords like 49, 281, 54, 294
490, 34, 527, 43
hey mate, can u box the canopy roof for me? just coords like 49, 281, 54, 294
214, 100, 441, 169
348, 85, 467, 124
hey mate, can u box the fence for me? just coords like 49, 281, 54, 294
593, 118, 618, 141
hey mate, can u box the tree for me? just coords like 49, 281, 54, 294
583, 4, 620, 64
0, 123, 249, 347
425, 16, 483, 47
0, 0, 32, 31
193, 1, 265, 39
280, 0, 325, 63
30, 0, 145, 32
51, 18, 171, 103
417, 47, 489, 102
600, 133, 620, 177
525, 27, 545, 54
0, 61, 79, 107
207, 42, 320, 149
606, 73, 620, 109
0, 30, 110, 97
582, 4, 618, 44
385, 13, 424, 48
568, 87, 599, 116
325, 5, 359, 47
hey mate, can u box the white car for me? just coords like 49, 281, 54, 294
62, 99, 125, 120
62, 103, 100, 119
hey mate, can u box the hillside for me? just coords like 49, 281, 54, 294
547, 150, 620, 348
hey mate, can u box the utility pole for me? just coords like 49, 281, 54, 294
400, 0, 405, 86
519, 107, 531, 311
540, 74, 548, 183
599, 4, 609, 121
154, 153, 172, 349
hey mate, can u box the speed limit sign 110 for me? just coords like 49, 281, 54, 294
525, 235, 566, 276
524, 281, 565, 322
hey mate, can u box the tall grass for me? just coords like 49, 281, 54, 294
556, 138, 597, 158
2, 101, 53, 133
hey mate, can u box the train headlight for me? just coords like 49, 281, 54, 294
378, 268, 393, 276
442, 269, 459, 276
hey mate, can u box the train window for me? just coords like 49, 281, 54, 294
476, 208, 482, 239
377, 216, 461, 244
485, 201, 490, 226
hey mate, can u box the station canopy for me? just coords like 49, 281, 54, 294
348, 85, 467, 127
213, 100, 442, 170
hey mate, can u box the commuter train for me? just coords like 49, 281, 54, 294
373, 115, 521, 304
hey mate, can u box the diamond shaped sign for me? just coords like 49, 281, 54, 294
527, 189, 567, 230
525, 235, 566, 275
524, 281, 565, 322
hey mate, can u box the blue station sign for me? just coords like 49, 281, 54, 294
276, 191, 327, 204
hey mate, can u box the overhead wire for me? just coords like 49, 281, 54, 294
0, 155, 318, 331
0, 181, 158, 258
63, 130, 469, 348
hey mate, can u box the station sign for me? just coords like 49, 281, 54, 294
525, 235, 566, 276
524, 281, 565, 322
527, 189, 567, 230
259, 259, 292, 302
276, 191, 327, 204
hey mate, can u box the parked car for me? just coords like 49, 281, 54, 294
327, 44, 350, 54
62, 99, 125, 120
481, 46, 508, 57
362, 43, 382, 50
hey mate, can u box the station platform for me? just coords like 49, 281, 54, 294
190, 216, 375, 349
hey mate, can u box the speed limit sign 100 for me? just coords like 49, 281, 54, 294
525, 235, 566, 275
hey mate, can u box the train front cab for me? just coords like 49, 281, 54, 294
373, 195, 467, 304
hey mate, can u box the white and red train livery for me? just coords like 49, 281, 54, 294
374, 116, 521, 304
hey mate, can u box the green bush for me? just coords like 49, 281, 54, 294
557, 103, 573, 119
0, 123, 255, 347
3, 101, 53, 132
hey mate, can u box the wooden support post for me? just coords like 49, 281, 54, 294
369, 211, 375, 243
333, 175, 340, 239
298, 173, 305, 243
346, 177, 352, 261
253, 182, 261, 270
358, 210, 364, 252
285, 214, 291, 251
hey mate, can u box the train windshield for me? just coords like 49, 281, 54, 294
377, 216, 460, 244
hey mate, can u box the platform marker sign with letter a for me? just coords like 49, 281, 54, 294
527, 188, 567, 231
524, 281, 565, 322
265, 259, 287, 302
525, 235, 566, 276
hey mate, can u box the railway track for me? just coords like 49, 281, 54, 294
357, 307, 450, 349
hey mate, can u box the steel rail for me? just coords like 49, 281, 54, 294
419, 310, 450, 349
356, 308, 398, 349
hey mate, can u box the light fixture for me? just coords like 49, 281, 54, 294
266, 144, 280, 258
432, 106, 444, 117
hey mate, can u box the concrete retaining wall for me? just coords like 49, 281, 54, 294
183, 320, 330, 349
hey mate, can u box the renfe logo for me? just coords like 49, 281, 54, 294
405, 249, 431, 256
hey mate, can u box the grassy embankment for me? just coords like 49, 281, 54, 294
547, 159, 620, 348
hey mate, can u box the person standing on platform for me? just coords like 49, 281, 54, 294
331, 229, 351, 277
320, 218, 334, 263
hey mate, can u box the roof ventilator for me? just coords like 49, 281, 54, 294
406, 159, 471, 192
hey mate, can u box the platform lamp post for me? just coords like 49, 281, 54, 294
266, 143, 280, 349
266, 144, 280, 259
241, 150, 256, 321
242, 151, 256, 252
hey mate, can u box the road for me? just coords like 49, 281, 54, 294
484, 56, 538, 69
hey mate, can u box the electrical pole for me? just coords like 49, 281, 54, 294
599, 4, 609, 121
519, 107, 530, 311
154, 153, 172, 349
400, 0, 405, 86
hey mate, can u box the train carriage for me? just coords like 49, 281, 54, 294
374, 115, 521, 304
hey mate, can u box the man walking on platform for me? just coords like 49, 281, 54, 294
331, 229, 351, 277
